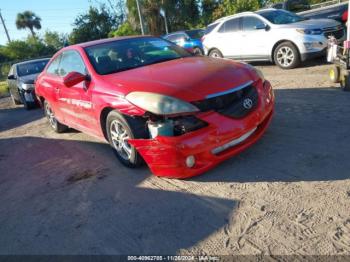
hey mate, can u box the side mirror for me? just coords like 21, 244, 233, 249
63, 71, 87, 87
255, 24, 268, 30
7, 75, 16, 80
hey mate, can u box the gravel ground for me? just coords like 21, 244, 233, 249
1, 60, 350, 256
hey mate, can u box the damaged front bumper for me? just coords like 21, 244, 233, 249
128, 81, 275, 179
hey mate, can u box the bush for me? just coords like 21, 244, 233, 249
109, 22, 139, 37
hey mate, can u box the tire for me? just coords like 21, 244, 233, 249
340, 75, 350, 92
193, 47, 203, 56
106, 110, 148, 168
274, 42, 300, 69
329, 65, 340, 83
43, 100, 68, 133
209, 48, 223, 58
20, 92, 35, 110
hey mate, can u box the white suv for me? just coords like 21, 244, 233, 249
202, 9, 345, 69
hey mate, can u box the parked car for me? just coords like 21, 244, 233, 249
202, 9, 345, 69
163, 29, 205, 55
271, 0, 348, 24
35, 36, 274, 178
8, 58, 50, 109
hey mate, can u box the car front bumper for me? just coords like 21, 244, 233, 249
129, 80, 274, 179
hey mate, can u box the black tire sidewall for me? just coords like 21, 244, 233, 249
209, 49, 223, 58
106, 111, 142, 168
274, 42, 300, 69
44, 100, 67, 133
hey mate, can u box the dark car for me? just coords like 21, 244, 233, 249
8, 58, 50, 109
163, 29, 205, 55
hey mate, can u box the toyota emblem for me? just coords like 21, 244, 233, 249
243, 98, 253, 109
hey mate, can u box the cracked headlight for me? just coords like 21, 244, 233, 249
126, 92, 199, 115
21, 83, 35, 90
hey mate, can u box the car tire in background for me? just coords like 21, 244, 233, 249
20, 92, 36, 110
106, 110, 148, 168
44, 100, 68, 133
193, 47, 203, 56
209, 48, 223, 58
274, 42, 300, 69
329, 65, 340, 83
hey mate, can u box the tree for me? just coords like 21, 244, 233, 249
109, 22, 139, 37
212, 0, 261, 20
15, 11, 42, 38
43, 30, 66, 50
69, 5, 118, 44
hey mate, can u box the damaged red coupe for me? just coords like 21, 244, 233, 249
35, 36, 274, 178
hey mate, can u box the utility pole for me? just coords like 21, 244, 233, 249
160, 8, 168, 34
0, 10, 11, 43
136, 0, 145, 35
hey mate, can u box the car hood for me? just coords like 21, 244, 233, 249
277, 18, 340, 29
100, 57, 256, 102
19, 73, 40, 84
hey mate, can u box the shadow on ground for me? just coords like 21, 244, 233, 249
0, 136, 236, 255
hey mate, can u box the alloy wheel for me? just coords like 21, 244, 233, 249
110, 120, 132, 161
45, 102, 57, 129
276, 46, 295, 67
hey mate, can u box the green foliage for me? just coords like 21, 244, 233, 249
69, 5, 119, 44
43, 30, 66, 50
109, 22, 139, 37
212, 0, 261, 20
0, 81, 9, 97
16, 11, 42, 37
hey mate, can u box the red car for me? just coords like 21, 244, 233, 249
35, 36, 274, 179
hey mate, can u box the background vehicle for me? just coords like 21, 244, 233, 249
203, 9, 345, 69
163, 29, 205, 55
35, 36, 274, 178
271, 0, 348, 23
7, 58, 50, 109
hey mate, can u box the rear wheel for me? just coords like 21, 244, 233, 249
10, 93, 21, 105
329, 65, 340, 83
44, 100, 68, 133
274, 42, 300, 69
209, 48, 223, 58
193, 47, 203, 56
106, 111, 148, 168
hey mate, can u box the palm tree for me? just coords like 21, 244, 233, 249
16, 11, 42, 38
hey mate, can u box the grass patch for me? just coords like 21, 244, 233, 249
0, 81, 9, 97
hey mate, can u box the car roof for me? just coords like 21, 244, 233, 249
73, 35, 153, 48
14, 58, 50, 66
212, 11, 256, 24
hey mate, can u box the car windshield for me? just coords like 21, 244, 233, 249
84, 37, 192, 75
186, 29, 205, 39
257, 9, 306, 24
17, 60, 49, 77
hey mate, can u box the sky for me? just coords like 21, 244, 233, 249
0, 0, 111, 45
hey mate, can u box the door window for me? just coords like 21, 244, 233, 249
58, 51, 86, 77
47, 54, 62, 75
218, 18, 240, 33
242, 17, 265, 31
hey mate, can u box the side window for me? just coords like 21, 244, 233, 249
218, 18, 240, 33
47, 54, 62, 75
166, 34, 177, 41
242, 17, 264, 31
58, 50, 86, 77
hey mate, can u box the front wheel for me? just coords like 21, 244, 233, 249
44, 100, 68, 133
106, 111, 148, 168
274, 42, 300, 69
20, 92, 36, 110
209, 48, 223, 58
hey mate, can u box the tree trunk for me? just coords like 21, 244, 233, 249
29, 26, 36, 38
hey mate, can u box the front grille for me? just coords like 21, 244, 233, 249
192, 84, 258, 119
324, 28, 344, 40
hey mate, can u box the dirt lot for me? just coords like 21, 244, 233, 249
1, 60, 350, 256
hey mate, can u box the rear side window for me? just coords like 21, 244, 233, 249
47, 54, 62, 75
242, 17, 264, 31
205, 23, 219, 34
58, 51, 86, 77
218, 18, 240, 33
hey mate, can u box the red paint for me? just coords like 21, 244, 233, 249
35, 36, 274, 178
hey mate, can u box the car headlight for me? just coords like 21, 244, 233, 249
21, 83, 35, 90
296, 29, 323, 35
126, 92, 199, 115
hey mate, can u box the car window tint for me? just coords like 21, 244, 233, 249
205, 23, 219, 34
47, 55, 62, 75
58, 51, 86, 77
242, 17, 264, 31
219, 18, 240, 33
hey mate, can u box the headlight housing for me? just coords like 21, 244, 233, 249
126, 92, 199, 115
296, 28, 323, 35
21, 83, 35, 90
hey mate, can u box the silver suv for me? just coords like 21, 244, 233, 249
202, 9, 345, 69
